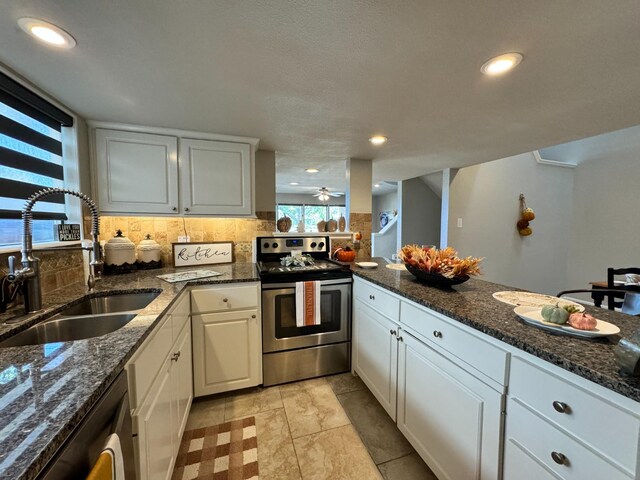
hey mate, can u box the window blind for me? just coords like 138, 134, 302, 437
0, 72, 73, 220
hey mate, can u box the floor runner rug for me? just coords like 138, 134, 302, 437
172, 416, 259, 480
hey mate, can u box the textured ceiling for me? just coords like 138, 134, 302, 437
275, 154, 346, 194
1, 1, 640, 183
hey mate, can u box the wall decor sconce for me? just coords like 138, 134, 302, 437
517, 194, 535, 236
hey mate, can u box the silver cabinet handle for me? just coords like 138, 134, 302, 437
171, 206, 177, 211
369, 294, 375, 300
390, 329, 397, 336
184, 207, 190, 212
433, 330, 443, 338
552, 401, 569, 414
223, 298, 228, 303
551, 452, 567, 465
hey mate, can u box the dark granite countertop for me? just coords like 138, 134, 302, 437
350, 259, 640, 404
0, 263, 259, 480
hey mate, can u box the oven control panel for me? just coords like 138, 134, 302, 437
257, 236, 329, 255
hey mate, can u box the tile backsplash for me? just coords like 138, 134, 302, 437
99, 211, 276, 265
0, 250, 85, 298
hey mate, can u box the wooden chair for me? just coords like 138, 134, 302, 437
557, 289, 640, 316
606, 268, 640, 310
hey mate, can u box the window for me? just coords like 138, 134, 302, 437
277, 204, 347, 232
0, 71, 74, 247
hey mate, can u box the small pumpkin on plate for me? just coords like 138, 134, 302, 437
541, 304, 569, 324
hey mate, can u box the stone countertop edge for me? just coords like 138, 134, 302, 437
0, 263, 259, 480
350, 259, 640, 404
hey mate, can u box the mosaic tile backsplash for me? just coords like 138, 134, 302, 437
99, 211, 277, 265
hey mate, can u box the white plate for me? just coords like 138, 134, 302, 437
356, 262, 379, 269
385, 263, 406, 271
514, 306, 620, 338
493, 291, 585, 312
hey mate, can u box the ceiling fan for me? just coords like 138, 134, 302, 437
313, 187, 343, 201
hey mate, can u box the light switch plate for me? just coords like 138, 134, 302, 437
457, 218, 463, 228
178, 236, 191, 243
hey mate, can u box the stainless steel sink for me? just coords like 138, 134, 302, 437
0, 313, 137, 348
58, 291, 160, 316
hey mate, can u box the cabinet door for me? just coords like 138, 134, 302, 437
179, 138, 252, 215
134, 355, 175, 480
192, 309, 261, 396
397, 332, 504, 480
173, 323, 193, 442
353, 298, 399, 419
94, 129, 179, 214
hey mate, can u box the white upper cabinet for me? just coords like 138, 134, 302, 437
94, 129, 179, 214
179, 139, 251, 215
91, 124, 258, 216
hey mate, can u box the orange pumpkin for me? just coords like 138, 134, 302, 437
336, 249, 357, 262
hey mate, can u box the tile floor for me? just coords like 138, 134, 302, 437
184, 373, 438, 479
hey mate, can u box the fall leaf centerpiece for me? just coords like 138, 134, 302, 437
398, 245, 483, 286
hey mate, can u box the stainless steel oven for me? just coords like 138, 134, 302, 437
257, 236, 353, 386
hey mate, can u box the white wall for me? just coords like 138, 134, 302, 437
565, 130, 640, 290
255, 150, 276, 212
372, 191, 398, 233
448, 152, 574, 295
400, 177, 441, 247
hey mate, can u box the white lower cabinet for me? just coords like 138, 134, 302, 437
128, 293, 193, 480
191, 283, 261, 397
192, 308, 261, 396
136, 354, 175, 480
353, 298, 399, 419
397, 331, 503, 480
503, 355, 640, 480
352, 277, 506, 480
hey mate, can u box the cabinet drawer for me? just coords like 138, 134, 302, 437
191, 283, 259, 313
127, 314, 172, 407
400, 301, 508, 385
170, 292, 190, 342
509, 356, 639, 474
506, 399, 632, 480
353, 279, 400, 320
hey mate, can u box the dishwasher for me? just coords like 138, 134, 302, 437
37, 371, 136, 479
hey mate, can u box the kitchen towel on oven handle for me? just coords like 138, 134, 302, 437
295, 281, 322, 327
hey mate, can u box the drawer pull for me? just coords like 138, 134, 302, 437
223, 298, 228, 303
369, 294, 375, 300
552, 401, 569, 414
397, 336, 403, 342
251, 314, 256, 319
171, 352, 181, 362
433, 330, 443, 338
390, 329, 397, 336
551, 451, 567, 465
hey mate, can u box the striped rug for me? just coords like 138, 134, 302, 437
172, 416, 259, 480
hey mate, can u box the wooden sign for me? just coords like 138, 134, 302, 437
55, 224, 81, 241
172, 242, 234, 267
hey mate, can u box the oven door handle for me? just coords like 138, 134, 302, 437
261, 278, 352, 290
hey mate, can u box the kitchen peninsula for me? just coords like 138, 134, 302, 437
350, 259, 639, 480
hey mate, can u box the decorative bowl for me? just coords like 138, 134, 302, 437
405, 264, 469, 287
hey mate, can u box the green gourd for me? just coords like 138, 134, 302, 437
541, 304, 569, 325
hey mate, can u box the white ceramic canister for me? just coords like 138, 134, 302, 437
104, 230, 136, 266
137, 234, 162, 263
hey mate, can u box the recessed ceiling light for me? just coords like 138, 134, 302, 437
374, 184, 381, 188
480, 52, 523, 76
289, 182, 300, 185
18, 17, 77, 49
369, 136, 387, 146
305, 168, 319, 173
